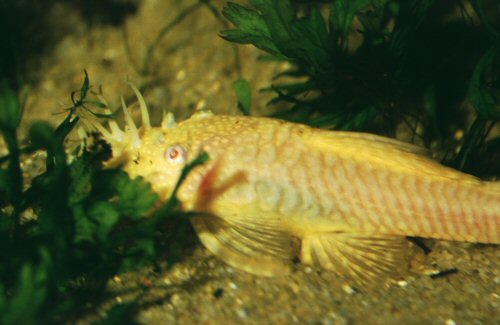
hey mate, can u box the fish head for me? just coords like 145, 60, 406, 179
79, 86, 229, 206
116, 111, 220, 204
113, 125, 193, 201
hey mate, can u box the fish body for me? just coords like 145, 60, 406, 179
87, 88, 499, 282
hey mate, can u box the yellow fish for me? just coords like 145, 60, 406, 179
84, 87, 499, 283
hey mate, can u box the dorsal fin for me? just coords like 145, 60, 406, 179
306, 131, 431, 157
303, 130, 481, 182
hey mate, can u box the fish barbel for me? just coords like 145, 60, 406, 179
83, 87, 499, 283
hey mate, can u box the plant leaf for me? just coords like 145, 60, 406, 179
468, 43, 500, 120
89, 202, 120, 242
329, 0, 372, 49
220, 2, 279, 54
113, 173, 158, 220
232, 79, 252, 115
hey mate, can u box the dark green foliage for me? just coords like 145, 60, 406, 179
468, 44, 500, 121
0, 0, 54, 89
0, 74, 205, 324
233, 79, 253, 115
222, 0, 500, 175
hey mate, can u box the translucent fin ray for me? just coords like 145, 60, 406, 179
301, 232, 410, 286
128, 82, 151, 129
161, 111, 176, 130
102, 107, 123, 139
190, 215, 297, 276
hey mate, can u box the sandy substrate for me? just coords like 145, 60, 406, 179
15, 1, 500, 324
107, 242, 499, 325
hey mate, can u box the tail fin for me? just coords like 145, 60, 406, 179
478, 180, 500, 244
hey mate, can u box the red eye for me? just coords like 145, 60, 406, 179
165, 145, 186, 164
169, 149, 179, 160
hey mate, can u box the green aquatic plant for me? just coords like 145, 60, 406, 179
0, 73, 206, 324
222, 0, 500, 176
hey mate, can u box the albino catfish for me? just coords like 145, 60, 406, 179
81, 86, 499, 284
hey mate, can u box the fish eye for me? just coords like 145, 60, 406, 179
165, 144, 187, 164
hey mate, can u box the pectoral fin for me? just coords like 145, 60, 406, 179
301, 232, 410, 285
190, 215, 298, 276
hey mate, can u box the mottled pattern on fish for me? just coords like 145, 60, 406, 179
82, 86, 499, 283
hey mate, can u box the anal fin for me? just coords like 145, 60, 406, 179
301, 232, 410, 285
190, 215, 298, 276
